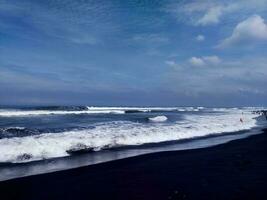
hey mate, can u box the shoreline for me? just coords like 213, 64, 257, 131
1, 129, 267, 199
0, 127, 261, 181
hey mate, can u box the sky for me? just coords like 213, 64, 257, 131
1, 0, 267, 106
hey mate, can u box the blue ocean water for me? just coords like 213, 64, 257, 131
0, 106, 265, 181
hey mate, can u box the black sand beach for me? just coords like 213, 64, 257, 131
1, 129, 267, 200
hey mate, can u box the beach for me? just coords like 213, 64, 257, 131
2, 0, 267, 199
1, 128, 266, 200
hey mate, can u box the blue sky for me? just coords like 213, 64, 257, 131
1, 0, 267, 106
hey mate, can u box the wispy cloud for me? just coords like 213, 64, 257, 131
1, 0, 267, 105
165, 1, 232, 26
165, 0, 267, 26
165, 60, 180, 69
197, 6, 223, 25
132, 34, 169, 44
164, 56, 267, 100
196, 35, 205, 41
0, 0, 120, 45
189, 57, 206, 66
189, 56, 221, 66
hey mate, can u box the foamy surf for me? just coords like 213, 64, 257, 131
0, 107, 203, 117
149, 116, 168, 122
0, 109, 125, 117
0, 110, 258, 163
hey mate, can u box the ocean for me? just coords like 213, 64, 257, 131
0, 106, 266, 181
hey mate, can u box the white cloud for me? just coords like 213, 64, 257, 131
165, 60, 181, 69
195, 3, 240, 26
197, 6, 223, 25
203, 56, 221, 64
196, 34, 205, 41
166, 56, 267, 99
165, 0, 267, 26
189, 57, 205, 66
165, 1, 228, 26
218, 15, 267, 48
189, 56, 221, 66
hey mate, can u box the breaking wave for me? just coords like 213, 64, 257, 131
0, 111, 257, 163
0, 109, 125, 117
0, 106, 203, 117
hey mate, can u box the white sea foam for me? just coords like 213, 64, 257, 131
0, 107, 202, 117
87, 107, 183, 113
0, 110, 257, 163
149, 116, 168, 122
0, 109, 125, 117
212, 108, 237, 112
87, 106, 176, 111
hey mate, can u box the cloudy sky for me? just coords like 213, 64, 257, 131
1, 0, 267, 106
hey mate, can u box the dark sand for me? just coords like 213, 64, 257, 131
1, 130, 267, 200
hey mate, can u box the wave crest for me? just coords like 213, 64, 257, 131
0, 111, 257, 163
